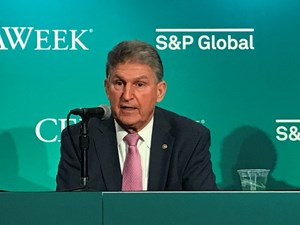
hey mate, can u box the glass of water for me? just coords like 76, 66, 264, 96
237, 169, 270, 191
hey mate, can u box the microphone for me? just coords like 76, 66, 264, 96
70, 104, 111, 120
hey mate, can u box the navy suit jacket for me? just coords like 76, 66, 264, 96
56, 107, 217, 191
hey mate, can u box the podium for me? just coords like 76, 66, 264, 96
0, 192, 102, 225
103, 191, 300, 225
1, 191, 300, 225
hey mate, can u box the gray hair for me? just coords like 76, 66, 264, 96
106, 40, 164, 82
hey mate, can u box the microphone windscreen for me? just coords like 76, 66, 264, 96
99, 104, 111, 120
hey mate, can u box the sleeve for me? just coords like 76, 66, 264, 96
182, 128, 218, 191
56, 127, 81, 191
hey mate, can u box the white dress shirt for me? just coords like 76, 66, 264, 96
114, 117, 153, 191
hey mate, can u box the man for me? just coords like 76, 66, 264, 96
56, 40, 217, 191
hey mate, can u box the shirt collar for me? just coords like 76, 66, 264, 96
115, 117, 154, 148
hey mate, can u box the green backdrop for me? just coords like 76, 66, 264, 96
1, 0, 299, 191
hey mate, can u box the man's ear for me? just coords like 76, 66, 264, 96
156, 81, 167, 103
104, 79, 109, 98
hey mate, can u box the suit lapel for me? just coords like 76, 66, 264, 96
148, 108, 175, 191
91, 117, 122, 191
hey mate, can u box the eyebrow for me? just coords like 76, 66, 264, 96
110, 74, 150, 81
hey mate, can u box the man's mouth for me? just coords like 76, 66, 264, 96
120, 105, 137, 110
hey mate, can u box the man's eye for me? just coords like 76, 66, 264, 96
113, 80, 123, 86
136, 82, 146, 87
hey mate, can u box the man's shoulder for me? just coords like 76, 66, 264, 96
62, 116, 113, 137
154, 106, 209, 133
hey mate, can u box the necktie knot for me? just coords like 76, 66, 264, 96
124, 133, 140, 147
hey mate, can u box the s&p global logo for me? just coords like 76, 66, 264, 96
155, 28, 254, 51
0, 26, 93, 50
276, 119, 300, 142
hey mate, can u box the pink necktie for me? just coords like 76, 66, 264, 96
122, 133, 142, 191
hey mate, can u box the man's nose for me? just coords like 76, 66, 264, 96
122, 84, 134, 100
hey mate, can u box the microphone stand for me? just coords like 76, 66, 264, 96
79, 117, 89, 189
66, 105, 112, 191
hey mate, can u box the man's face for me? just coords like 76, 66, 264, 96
105, 62, 166, 132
